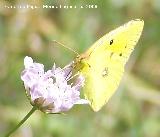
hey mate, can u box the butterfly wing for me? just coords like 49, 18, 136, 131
79, 19, 144, 111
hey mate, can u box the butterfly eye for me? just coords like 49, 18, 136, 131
110, 39, 113, 45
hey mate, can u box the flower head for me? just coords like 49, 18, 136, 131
21, 56, 88, 113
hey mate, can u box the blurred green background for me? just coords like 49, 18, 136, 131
0, 0, 160, 137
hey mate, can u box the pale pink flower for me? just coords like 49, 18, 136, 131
21, 56, 88, 113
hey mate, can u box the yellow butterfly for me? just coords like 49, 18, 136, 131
73, 19, 144, 111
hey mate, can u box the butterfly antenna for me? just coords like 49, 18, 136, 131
52, 40, 80, 56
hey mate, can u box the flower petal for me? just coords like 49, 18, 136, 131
24, 56, 33, 68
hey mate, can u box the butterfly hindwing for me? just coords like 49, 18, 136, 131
84, 50, 124, 111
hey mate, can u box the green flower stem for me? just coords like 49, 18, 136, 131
5, 106, 37, 137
